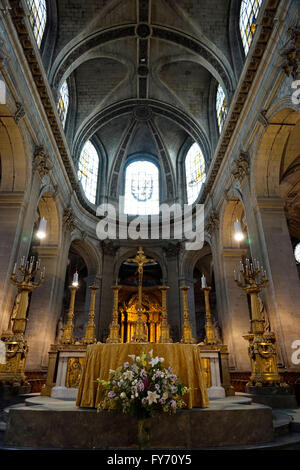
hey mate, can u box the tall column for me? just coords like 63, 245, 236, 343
25, 245, 60, 370
222, 249, 250, 370
98, 248, 115, 341
256, 197, 300, 369
0, 193, 26, 333
164, 247, 181, 341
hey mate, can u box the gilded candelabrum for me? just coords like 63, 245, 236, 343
61, 285, 78, 344
106, 285, 122, 343
235, 258, 281, 387
127, 247, 154, 343
202, 286, 217, 345
159, 286, 172, 343
0, 256, 45, 386
180, 286, 196, 344
83, 284, 99, 344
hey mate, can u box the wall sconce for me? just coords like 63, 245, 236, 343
234, 220, 245, 242
36, 218, 47, 239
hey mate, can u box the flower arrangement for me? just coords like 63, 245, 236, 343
97, 349, 192, 449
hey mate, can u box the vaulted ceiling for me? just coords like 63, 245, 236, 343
41, 0, 244, 200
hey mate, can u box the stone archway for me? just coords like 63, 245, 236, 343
217, 198, 250, 370
25, 193, 62, 370
0, 104, 30, 333
251, 107, 300, 369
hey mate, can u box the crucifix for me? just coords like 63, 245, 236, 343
126, 246, 155, 342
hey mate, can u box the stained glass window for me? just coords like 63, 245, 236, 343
124, 160, 159, 215
78, 141, 99, 204
57, 81, 69, 129
26, 0, 47, 48
216, 83, 227, 133
185, 143, 206, 205
240, 0, 263, 56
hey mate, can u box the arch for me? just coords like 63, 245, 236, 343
180, 240, 213, 281
252, 107, 300, 200
36, 193, 60, 246
114, 248, 167, 284
69, 236, 102, 278
73, 99, 211, 163
0, 105, 29, 192
219, 196, 248, 250
49, 25, 235, 98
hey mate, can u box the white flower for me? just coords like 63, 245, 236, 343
120, 392, 126, 399
149, 349, 153, 357
128, 354, 136, 360
123, 370, 134, 380
136, 356, 141, 362
149, 357, 159, 367
147, 390, 160, 405
109, 369, 115, 374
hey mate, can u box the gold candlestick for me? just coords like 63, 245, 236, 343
202, 286, 217, 345
180, 286, 196, 344
159, 286, 172, 343
83, 284, 99, 344
0, 257, 45, 386
235, 258, 281, 387
106, 285, 121, 343
61, 285, 78, 344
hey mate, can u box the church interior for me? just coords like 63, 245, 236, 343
0, 0, 300, 451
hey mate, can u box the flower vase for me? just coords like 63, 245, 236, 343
137, 417, 151, 450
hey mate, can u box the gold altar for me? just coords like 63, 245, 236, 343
76, 343, 209, 409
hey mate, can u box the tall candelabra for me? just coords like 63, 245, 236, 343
159, 286, 172, 343
0, 256, 45, 386
180, 286, 196, 344
61, 285, 78, 344
201, 283, 217, 345
235, 258, 281, 387
106, 285, 122, 343
83, 284, 99, 344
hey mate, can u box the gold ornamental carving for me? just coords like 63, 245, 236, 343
83, 284, 99, 344
0, 257, 45, 386
126, 247, 155, 343
61, 285, 78, 345
202, 286, 217, 345
159, 286, 172, 343
180, 286, 196, 344
106, 285, 122, 343
235, 258, 281, 387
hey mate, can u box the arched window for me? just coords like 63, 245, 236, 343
26, 0, 47, 48
124, 160, 159, 215
216, 83, 227, 133
78, 141, 99, 204
185, 143, 206, 205
239, 0, 263, 56
57, 81, 69, 129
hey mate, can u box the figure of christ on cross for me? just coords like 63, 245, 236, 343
126, 247, 155, 342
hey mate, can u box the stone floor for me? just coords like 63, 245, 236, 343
1, 395, 300, 450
